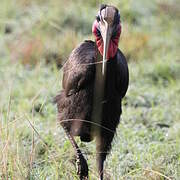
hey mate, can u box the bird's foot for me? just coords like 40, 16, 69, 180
76, 154, 88, 180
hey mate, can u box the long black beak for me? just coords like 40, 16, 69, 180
102, 21, 111, 75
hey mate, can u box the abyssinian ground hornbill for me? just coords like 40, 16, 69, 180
54, 4, 129, 180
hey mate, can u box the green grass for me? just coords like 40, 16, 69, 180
0, 0, 180, 179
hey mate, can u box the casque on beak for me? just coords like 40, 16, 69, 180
99, 7, 115, 75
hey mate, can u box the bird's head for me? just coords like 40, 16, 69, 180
92, 4, 121, 72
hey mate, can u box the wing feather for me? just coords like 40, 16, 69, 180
62, 41, 96, 96
116, 49, 129, 98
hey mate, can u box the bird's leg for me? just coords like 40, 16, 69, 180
61, 124, 88, 180
96, 133, 114, 180
97, 154, 105, 180
96, 136, 106, 180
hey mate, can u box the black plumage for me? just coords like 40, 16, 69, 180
54, 5, 129, 180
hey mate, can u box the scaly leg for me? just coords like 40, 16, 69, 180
96, 132, 114, 180
96, 137, 106, 180
62, 124, 88, 180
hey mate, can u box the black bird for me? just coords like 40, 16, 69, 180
54, 4, 129, 180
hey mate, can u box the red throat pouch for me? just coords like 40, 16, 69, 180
92, 20, 121, 59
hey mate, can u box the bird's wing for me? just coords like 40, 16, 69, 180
116, 49, 129, 98
62, 41, 96, 96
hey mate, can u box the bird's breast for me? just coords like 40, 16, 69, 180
91, 53, 106, 135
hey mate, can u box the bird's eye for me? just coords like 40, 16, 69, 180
112, 25, 119, 38
97, 28, 101, 37
96, 15, 100, 22
113, 12, 120, 25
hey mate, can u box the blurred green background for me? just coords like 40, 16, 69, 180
0, 0, 179, 179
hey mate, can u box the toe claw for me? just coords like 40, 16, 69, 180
76, 155, 88, 180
